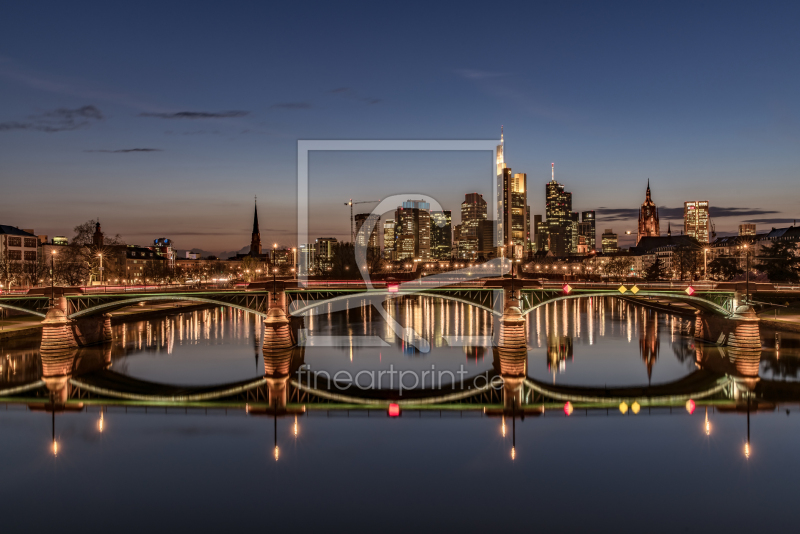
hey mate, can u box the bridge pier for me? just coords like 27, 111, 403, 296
40, 299, 78, 359
496, 289, 528, 412
694, 304, 761, 350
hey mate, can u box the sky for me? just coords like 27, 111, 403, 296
1, 0, 799, 253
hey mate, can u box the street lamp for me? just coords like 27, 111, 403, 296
50, 250, 57, 306
98, 253, 103, 285
703, 248, 709, 281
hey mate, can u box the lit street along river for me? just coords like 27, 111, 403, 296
1, 297, 798, 532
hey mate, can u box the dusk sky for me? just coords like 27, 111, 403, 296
2, 0, 799, 253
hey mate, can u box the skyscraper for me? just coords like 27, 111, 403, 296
383, 219, 396, 260
430, 210, 452, 260
496, 128, 529, 258
637, 180, 660, 244
684, 201, 710, 243
545, 163, 572, 257
395, 200, 431, 261
354, 213, 380, 250
579, 211, 596, 252
459, 193, 487, 259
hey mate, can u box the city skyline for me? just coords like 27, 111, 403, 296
2, 2, 800, 253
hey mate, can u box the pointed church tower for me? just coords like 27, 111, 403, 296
637, 180, 660, 245
250, 197, 262, 256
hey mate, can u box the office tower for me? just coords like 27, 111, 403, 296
580, 211, 596, 251
354, 213, 380, 250
478, 219, 495, 258
536, 217, 549, 253
739, 223, 756, 236
315, 237, 337, 271
394, 200, 431, 261
496, 129, 529, 258
460, 193, 487, 259
545, 163, 572, 257
684, 201, 710, 243
637, 180, 660, 244
383, 219, 396, 260
569, 211, 579, 254
298, 243, 315, 275
532, 214, 543, 252
602, 229, 618, 253
430, 210, 452, 260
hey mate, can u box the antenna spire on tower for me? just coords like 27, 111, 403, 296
501, 125, 504, 144
551, 162, 555, 181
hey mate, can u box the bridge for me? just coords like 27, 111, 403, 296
0, 281, 757, 356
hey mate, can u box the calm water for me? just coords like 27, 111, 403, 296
1, 297, 799, 533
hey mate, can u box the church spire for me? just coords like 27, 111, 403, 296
250, 196, 262, 256
646, 179, 651, 201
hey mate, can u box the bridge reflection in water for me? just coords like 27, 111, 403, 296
0, 295, 796, 461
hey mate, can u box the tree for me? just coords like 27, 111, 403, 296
672, 245, 701, 281
604, 257, 633, 280
707, 255, 744, 281
241, 256, 259, 282
330, 242, 359, 279
53, 244, 91, 286
644, 256, 668, 281
72, 219, 125, 246
756, 240, 800, 283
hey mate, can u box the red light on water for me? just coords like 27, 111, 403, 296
564, 402, 573, 416
685, 399, 696, 414
388, 404, 400, 417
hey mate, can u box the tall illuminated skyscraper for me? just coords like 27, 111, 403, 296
430, 210, 452, 260
383, 219, 396, 260
496, 127, 529, 258
545, 163, 572, 257
394, 200, 431, 260
354, 213, 380, 250
460, 193, 487, 259
684, 200, 710, 243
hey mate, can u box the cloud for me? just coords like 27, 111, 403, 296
742, 217, 798, 225
271, 102, 312, 110
40, 105, 104, 120
0, 105, 104, 133
595, 208, 639, 222
84, 148, 163, 153
710, 207, 780, 218
328, 87, 381, 105
139, 110, 249, 119
455, 69, 509, 80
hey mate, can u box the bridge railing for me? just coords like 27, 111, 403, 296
297, 279, 487, 289
537, 281, 718, 291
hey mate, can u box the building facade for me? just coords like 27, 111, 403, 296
684, 200, 710, 244
430, 210, 452, 260
601, 229, 618, 253
394, 200, 431, 261
459, 193, 487, 259
354, 213, 380, 250
545, 163, 573, 257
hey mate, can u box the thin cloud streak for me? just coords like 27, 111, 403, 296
139, 111, 249, 119
85, 148, 163, 153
